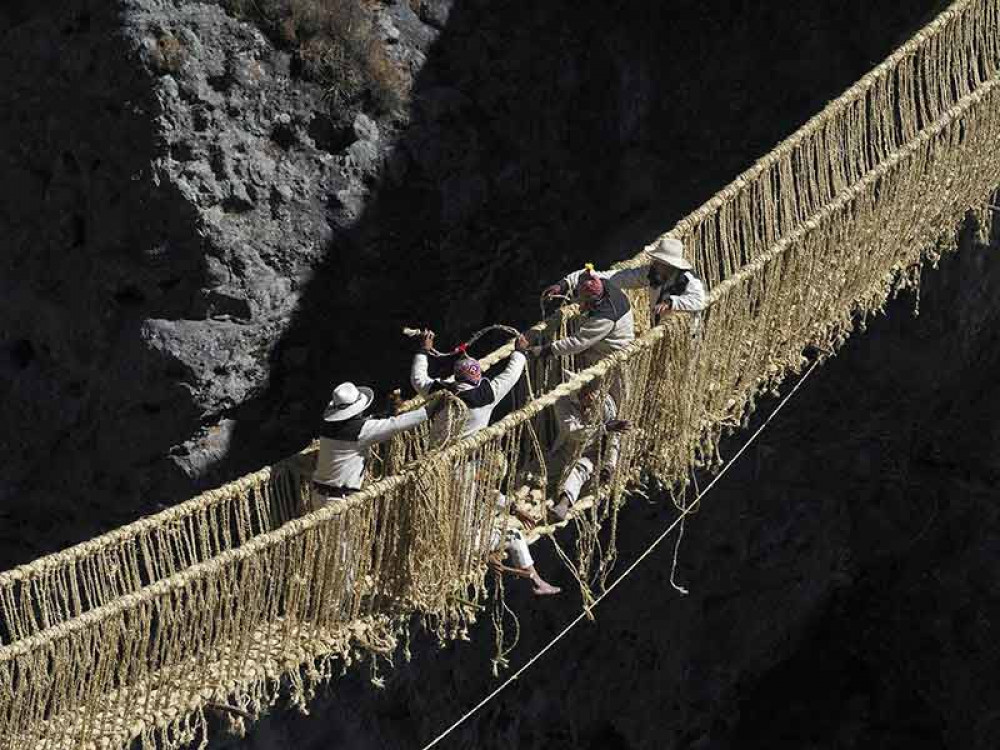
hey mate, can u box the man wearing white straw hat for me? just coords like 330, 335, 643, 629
312, 381, 429, 506
544, 236, 706, 328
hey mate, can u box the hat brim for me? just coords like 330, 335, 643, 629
647, 250, 693, 271
323, 386, 374, 422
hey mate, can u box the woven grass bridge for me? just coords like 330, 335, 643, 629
3, 1, 1000, 747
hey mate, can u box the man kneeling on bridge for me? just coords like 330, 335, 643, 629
535, 266, 636, 369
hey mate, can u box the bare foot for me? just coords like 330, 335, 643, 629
531, 578, 561, 596
513, 566, 561, 595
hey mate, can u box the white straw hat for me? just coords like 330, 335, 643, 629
646, 236, 692, 271
323, 382, 375, 422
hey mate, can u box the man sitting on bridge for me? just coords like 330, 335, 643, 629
548, 377, 632, 523
312, 381, 430, 507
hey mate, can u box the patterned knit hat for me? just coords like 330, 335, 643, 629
453, 345, 483, 385
453, 357, 482, 385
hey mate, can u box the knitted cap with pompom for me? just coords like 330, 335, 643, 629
452, 344, 483, 385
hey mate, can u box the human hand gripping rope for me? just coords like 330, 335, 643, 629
401, 325, 527, 358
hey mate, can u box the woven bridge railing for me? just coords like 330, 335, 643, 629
1, 1, 998, 748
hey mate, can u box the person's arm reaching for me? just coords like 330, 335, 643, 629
489, 351, 527, 402
410, 331, 437, 395
411, 352, 436, 396
546, 317, 614, 358
605, 266, 648, 291
670, 273, 707, 312
358, 408, 428, 447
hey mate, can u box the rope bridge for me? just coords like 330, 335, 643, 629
2, 0, 999, 747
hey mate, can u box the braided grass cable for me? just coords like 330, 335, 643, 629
0, 460, 307, 646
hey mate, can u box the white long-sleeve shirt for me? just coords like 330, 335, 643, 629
411, 351, 527, 436
314, 408, 428, 490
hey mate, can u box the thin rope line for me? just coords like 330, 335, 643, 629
420, 360, 820, 750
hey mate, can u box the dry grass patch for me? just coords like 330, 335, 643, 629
223, 0, 405, 114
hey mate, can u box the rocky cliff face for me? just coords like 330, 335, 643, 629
0, 0, 371, 557
4, 1, 998, 748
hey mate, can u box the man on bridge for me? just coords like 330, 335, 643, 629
544, 236, 707, 329
548, 377, 632, 522
312, 381, 430, 506
411, 331, 561, 597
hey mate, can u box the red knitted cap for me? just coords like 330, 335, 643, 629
578, 276, 604, 301
453, 356, 483, 385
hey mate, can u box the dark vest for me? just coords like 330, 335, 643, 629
429, 378, 496, 409
655, 272, 692, 305
588, 281, 631, 323
318, 416, 367, 442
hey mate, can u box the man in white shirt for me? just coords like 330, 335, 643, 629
312, 381, 429, 506
410, 333, 528, 438
411, 332, 560, 596
544, 236, 707, 330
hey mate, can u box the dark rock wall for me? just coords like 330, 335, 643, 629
0, 0, 210, 550
1, 0, 354, 558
